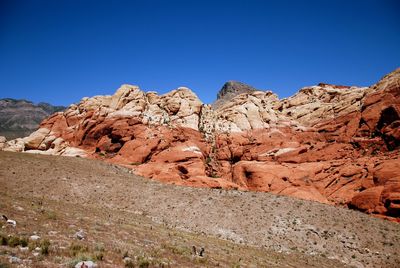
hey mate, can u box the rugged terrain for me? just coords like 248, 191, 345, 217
0, 98, 65, 139
1, 68, 399, 222
1, 151, 399, 267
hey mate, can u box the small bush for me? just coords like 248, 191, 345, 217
20, 237, 28, 247
94, 243, 105, 252
125, 260, 135, 268
93, 252, 104, 261
40, 239, 51, 255
28, 240, 40, 251
138, 258, 150, 268
0, 235, 8, 246
7, 236, 20, 247
69, 243, 88, 257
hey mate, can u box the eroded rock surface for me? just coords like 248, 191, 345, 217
2, 68, 400, 221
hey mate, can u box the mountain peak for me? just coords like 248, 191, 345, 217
217, 81, 257, 100
213, 81, 257, 108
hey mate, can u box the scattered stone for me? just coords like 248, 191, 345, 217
123, 257, 133, 264
6, 219, 16, 227
75, 229, 86, 240
9, 256, 22, 264
30, 235, 41, 241
75, 260, 97, 268
19, 246, 29, 252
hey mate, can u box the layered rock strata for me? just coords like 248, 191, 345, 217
2, 68, 400, 221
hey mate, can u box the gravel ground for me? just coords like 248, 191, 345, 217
1, 151, 399, 267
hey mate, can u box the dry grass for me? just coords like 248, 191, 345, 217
0, 151, 399, 267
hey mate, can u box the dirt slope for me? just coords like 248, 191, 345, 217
0, 151, 399, 267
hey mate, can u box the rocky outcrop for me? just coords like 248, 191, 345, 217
278, 83, 367, 126
350, 159, 400, 218
2, 68, 400, 222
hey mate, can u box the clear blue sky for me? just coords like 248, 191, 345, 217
0, 0, 399, 106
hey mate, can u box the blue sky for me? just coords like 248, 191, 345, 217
0, 0, 399, 105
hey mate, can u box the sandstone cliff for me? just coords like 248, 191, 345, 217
2, 68, 399, 221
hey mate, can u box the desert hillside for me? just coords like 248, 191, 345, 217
1, 68, 399, 223
0, 98, 65, 139
1, 151, 399, 267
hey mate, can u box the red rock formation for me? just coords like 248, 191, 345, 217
2, 68, 400, 222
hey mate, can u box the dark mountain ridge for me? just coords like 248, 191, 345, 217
0, 98, 65, 139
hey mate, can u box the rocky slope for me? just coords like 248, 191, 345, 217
0, 98, 65, 139
1, 68, 399, 222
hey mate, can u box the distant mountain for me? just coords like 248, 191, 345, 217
212, 81, 257, 109
0, 98, 65, 139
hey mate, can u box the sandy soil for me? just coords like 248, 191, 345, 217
0, 151, 399, 267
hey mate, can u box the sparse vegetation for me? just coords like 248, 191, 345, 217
137, 256, 151, 268
67, 255, 93, 268
124, 259, 135, 268
0, 235, 8, 246
0, 262, 10, 268
69, 243, 89, 257
46, 210, 57, 220
0, 151, 399, 267
7, 236, 21, 247
40, 239, 51, 255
